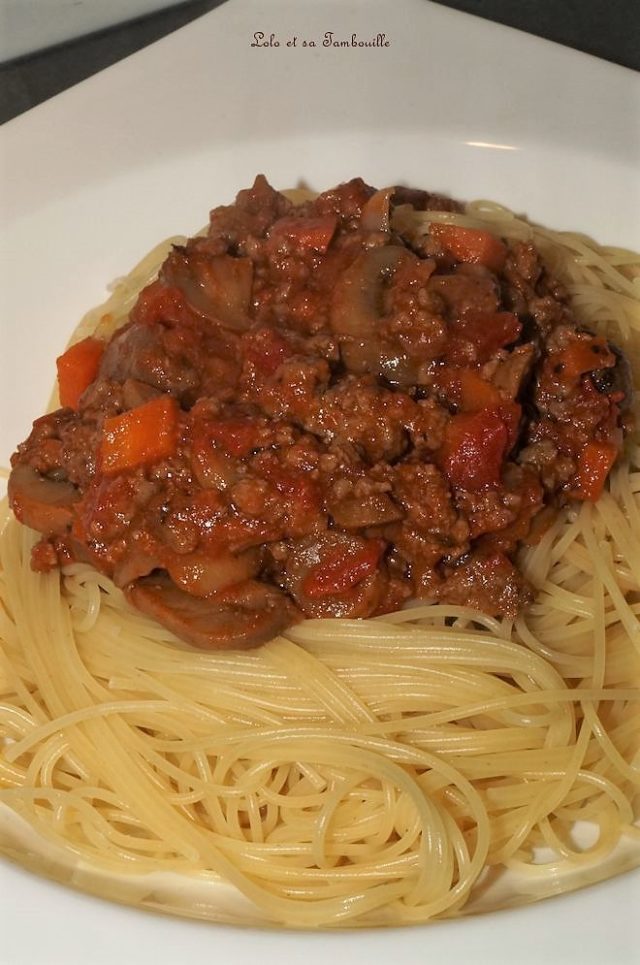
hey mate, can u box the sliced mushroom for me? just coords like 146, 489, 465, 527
100, 321, 199, 397
122, 378, 163, 410
8, 464, 78, 536
360, 187, 394, 233
330, 245, 416, 379
163, 248, 253, 330
490, 344, 536, 399
391, 186, 463, 213
283, 532, 386, 619
165, 546, 262, 598
126, 574, 296, 650
113, 546, 163, 588
328, 492, 403, 529
190, 444, 238, 491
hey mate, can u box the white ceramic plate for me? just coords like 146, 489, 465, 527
1, 0, 193, 62
1, 0, 639, 961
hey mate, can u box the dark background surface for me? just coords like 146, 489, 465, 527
1, 0, 638, 126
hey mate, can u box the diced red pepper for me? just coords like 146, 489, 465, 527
269, 215, 338, 253
430, 223, 508, 272
56, 337, 104, 410
100, 396, 179, 475
302, 539, 384, 599
573, 441, 618, 502
439, 408, 511, 490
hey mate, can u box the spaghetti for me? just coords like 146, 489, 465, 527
0, 193, 639, 928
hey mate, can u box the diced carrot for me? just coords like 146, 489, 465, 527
302, 540, 383, 599
100, 396, 179, 475
466, 377, 500, 412
573, 441, 618, 502
430, 223, 508, 272
557, 337, 613, 381
435, 368, 502, 412
269, 215, 338, 253
438, 408, 510, 490
56, 337, 104, 410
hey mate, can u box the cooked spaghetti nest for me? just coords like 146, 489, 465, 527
0, 196, 639, 928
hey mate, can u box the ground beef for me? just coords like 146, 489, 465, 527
8, 177, 630, 649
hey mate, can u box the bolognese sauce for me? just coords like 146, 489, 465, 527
8, 177, 632, 648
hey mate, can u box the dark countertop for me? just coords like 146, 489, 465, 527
1, 0, 638, 125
